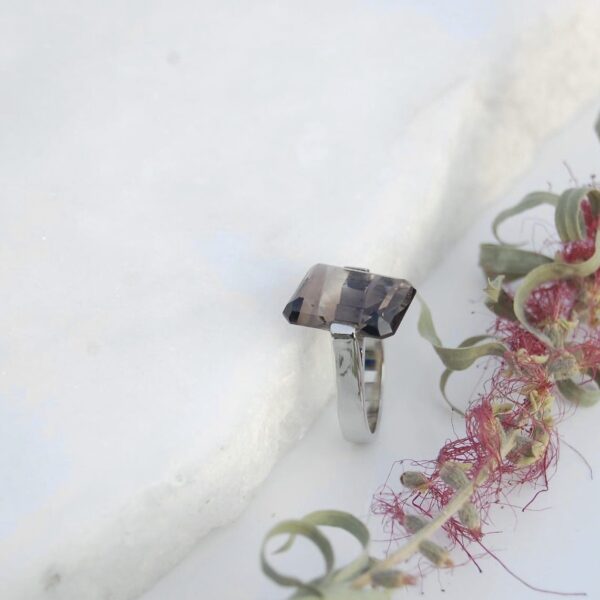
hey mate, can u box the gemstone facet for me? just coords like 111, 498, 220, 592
282, 264, 416, 339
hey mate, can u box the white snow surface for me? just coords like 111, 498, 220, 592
1, 1, 600, 599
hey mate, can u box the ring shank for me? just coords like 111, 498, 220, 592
330, 323, 384, 443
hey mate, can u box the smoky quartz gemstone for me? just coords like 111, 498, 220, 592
282, 264, 416, 339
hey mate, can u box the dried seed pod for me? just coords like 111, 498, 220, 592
400, 471, 429, 490
439, 462, 470, 490
418, 540, 453, 567
371, 569, 416, 588
458, 502, 481, 533
404, 514, 428, 533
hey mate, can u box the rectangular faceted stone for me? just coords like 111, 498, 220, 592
283, 264, 416, 339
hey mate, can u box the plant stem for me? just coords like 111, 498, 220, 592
351, 481, 476, 588
353, 429, 519, 589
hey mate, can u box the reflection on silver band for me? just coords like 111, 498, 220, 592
330, 322, 384, 443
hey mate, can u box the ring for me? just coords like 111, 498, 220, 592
282, 264, 416, 443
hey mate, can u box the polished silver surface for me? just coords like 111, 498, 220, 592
330, 322, 383, 443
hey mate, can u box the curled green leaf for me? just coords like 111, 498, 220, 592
439, 369, 461, 414
479, 244, 553, 281
588, 189, 600, 217
261, 519, 333, 595
514, 229, 600, 345
439, 335, 492, 416
417, 295, 507, 372
262, 510, 376, 597
492, 191, 558, 246
303, 511, 371, 584
555, 187, 590, 242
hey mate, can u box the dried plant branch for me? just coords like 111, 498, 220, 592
353, 425, 524, 589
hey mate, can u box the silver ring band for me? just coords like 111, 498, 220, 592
330, 323, 384, 443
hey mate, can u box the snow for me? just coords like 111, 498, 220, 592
1, 1, 599, 599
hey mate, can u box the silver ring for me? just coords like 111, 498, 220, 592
282, 264, 416, 443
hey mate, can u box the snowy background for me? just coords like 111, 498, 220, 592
1, 1, 600, 599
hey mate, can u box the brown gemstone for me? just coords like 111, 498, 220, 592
282, 264, 416, 339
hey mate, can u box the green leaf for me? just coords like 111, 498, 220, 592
514, 229, 600, 345
439, 335, 491, 416
588, 189, 600, 217
485, 285, 517, 321
479, 244, 553, 281
555, 187, 590, 242
482, 273, 517, 320
302, 511, 371, 584
492, 191, 558, 246
273, 533, 296, 554
417, 295, 507, 373
301, 511, 370, 546
556, 376, 600, 406
262, 510, 377, 596
261, 519, 334, 595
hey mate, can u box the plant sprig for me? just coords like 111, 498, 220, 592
260, 116, 600, 598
